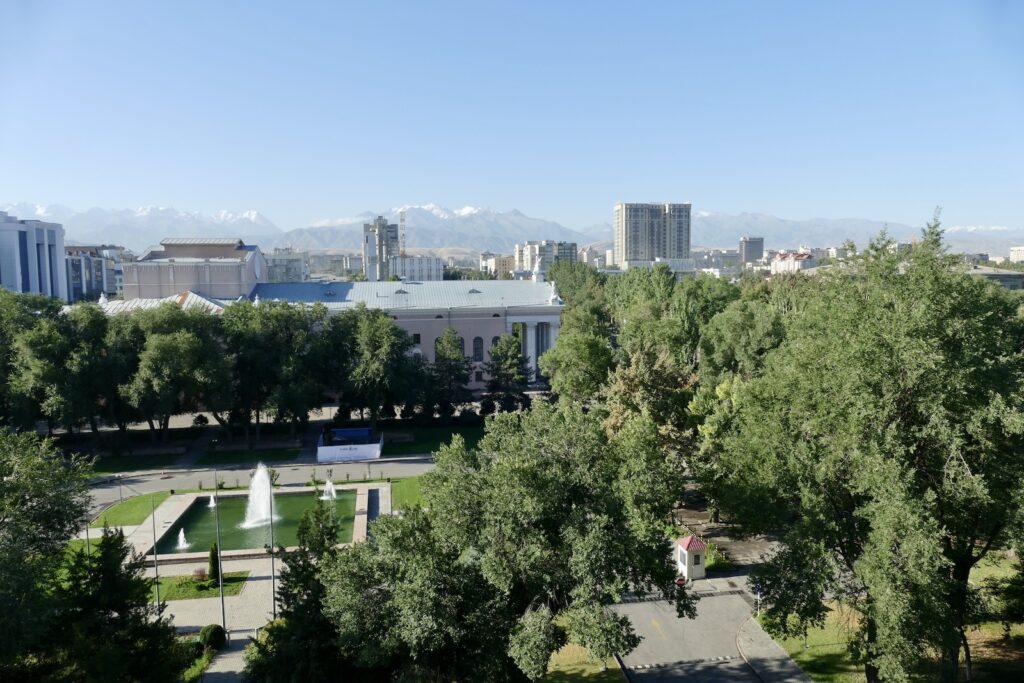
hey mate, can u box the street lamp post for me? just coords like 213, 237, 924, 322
150, 494, 161, 609
213, 466, 227, 633
268, 473, 277, 620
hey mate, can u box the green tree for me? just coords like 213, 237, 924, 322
538, 331, 613, 402
699, 222, 1024, 682
484, 332, 530, 409
420, 403, 693, 676
245, 501, 345, 682
349, 307, 415, 426
42, 527, 189, 682
429, 327, 472, 417
0, 432, 90, 673
0, 289, 62, 427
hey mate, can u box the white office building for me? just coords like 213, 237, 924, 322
0, 211, 69, 300
1010, 246, 1024, 264
390, 255, 444, 281
613, 203, 691, 267
362, 216, 400, 281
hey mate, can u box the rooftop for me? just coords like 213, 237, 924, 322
250, 280, 562, 311
160, 237, 244, 246
675, 535, 708, 552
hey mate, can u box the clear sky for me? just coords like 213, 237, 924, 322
1, 0, 1022, 230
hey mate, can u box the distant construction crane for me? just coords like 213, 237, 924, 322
399, 210, 407, 257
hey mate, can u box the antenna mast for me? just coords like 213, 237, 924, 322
399, 210, 407, 257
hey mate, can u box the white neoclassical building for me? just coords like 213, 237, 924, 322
97, 279, 563, 392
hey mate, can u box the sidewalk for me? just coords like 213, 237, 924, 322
736, 616, 812, 682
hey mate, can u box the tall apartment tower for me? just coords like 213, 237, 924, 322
612, 203, 691, 267
739, 236, 765, 264
362, 216, 400, 282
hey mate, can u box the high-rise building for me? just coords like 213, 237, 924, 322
1010, 246, 1024, 263
362, 216, 400, 281
0, 211, 69, 300
739, 236, 765, 264
513, 240, 577, 276
613, 203, 691, 267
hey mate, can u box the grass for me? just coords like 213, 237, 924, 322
66, 538, 97, 556
153, 571, 249, 601
91, 451, 183, 474
391, 477, 423, 510
705, 541, 733, 572
196, 447, 302, 467
182, 645, 215, 682
769, 605, 864, 683
382, 424, 485, 455
545, 643, 625, 682
91, 491, 171, 528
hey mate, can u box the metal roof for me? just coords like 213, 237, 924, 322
250, 280, 562, 311
90, 291, 225, 315
160, 237, 244, 246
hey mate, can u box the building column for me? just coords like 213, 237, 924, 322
549, 321, 560, 350
525, 322, 537, 380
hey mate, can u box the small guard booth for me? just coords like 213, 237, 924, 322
675, 535, 707, 581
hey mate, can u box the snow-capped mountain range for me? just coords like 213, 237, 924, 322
2, 202, 1019, 257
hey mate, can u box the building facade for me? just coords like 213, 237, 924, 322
1010, 246, 1024, 264
739, 236, 765, 264
265, 248, 309, 283
0, 211, 68, 300
389, 255, 444, 281
121, 237, 266, 299
513, 240, 578, 275
362, 216, 400, 281
770, 251, 817, 275
479, 252, 515, 278
613, 203, 691, 267
65, 245, 122, 302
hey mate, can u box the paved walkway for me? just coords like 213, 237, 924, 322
612, 577, 810, 682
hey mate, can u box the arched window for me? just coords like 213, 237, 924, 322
472, 337, 484, 362
491, 336, 500, 348
458, 337, 465, 355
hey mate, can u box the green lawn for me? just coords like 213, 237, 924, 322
91, 451, 183, 475
196, 447, 301, 467
545, 643, 625, 682
91, 491, 171, 528
391, 477, 423, 510
153, 571, 249, 601
182, 647, 215, 683
769, 606, 863, 683
66, 538, 97, 556
382, 424, 485, 456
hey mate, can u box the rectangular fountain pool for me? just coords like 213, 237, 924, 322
152, 491, 356, 555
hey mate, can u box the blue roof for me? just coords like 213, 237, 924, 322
249, 280, 561, 311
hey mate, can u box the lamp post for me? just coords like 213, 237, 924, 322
150, 494, 161, 609
213, 465, 226, 632
268, 473, 277, 620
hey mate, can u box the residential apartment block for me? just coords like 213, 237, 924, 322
513, 240, 577, 276
0, 210, 68, 300
65, 245, 126, 301
265, 248, 310, 283
613, 203, 691, 267
390, 255, 443, 281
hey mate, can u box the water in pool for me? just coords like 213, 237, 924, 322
153, 491, 356, 554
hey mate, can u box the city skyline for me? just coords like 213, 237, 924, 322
1, 1, 1022, 232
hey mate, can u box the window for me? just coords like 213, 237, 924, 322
458, 337, 465, 355
472, 337, 484, 361
693, 554, 701, 565
475, 371, 483, 382
491, 336, 500, 348
412, 333, 421, 345
434, 314, 444, 319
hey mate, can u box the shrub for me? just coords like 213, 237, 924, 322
478, 397, 496, 416
208, 543, 220, 584
199, 623, 227, 651
192, 414, 210, 428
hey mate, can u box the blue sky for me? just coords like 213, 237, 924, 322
1, 0, 1021, 230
